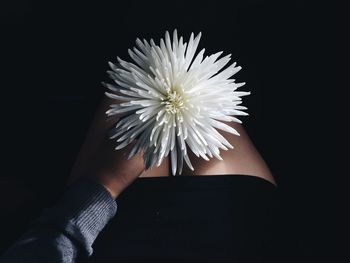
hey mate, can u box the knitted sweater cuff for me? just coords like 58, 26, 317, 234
37, 178, 118, 256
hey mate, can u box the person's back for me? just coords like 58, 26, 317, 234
71, 98, 279, 262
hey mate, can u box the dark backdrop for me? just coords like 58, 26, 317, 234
0, 0, 342, 262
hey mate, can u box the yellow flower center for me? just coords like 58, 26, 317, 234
161, 88, 187, 115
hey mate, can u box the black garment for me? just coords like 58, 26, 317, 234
86, 175, 279, 263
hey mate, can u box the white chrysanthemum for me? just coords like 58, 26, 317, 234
104, 30, 250, 175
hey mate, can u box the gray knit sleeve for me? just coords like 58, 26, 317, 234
0, 178, 118, 263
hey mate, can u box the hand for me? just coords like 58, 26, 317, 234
69, 97, 146, 199
88, 136, 145, 199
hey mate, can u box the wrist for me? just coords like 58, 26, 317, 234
94, 176, 125, 199
100, 182, 120, 199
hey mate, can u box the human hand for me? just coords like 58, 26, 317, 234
69, 97, 146, 199
87, 136, 145, 199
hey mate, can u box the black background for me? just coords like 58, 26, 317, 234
0, 0, 344, 261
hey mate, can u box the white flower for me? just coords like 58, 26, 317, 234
104, 30, 250, 175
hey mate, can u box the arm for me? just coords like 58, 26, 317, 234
0, 178, 117, 263
1, 98, 147, 262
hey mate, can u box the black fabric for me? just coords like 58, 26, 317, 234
85, 175, 279, 263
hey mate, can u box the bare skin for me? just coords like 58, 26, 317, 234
69, 96, 276, 198
140, 121, 276, 188
69, 97, 169, 198
179, 121, 276, 185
